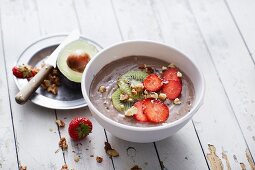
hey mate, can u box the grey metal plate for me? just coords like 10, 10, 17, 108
14, 34, 102, 110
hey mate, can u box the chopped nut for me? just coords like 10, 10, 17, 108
177, 71, 182, 78
104, 142, 119, 157
144, 90, 148, 94
120, 94, 129, 101
127, 98, 134, 102
74, 155, 80, 162
138, 64, 147, 69
131, 165, 142, 170
145, 67, 154, 73
161, 66, 168, 71
107, 149, 119, 157
131, 82, 144, 93
145, 92, 158, 99
120, 104, 125, 109
173, 98, 181, 105
61, 164, 68, 170
98, 85, 106, 93
19, 165, 27, 170
158, 93, 167, 101
168, 63, 176, 68
131, 89, 138, 95
56, 119, 65, 128
59, 137, 68, 150
96, 156, 103, 163
125, 106, 138, 117
47, 84, 58, 95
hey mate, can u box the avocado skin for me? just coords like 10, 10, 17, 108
57, 66, 81, 90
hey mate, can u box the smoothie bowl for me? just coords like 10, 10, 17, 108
81, 41, 205, 143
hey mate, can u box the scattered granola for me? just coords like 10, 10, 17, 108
145, 92, 158, 99
158, 93, 167, 101
177, 71, 182, 78
120, 94, 129, 101
40, 68, 60, 95
161, 66, 168, 71
96, 156, 103, 163
56, 119, 65, 128
173, 98, 182, 105
131, 82, 144, 93
125, 106, 138, 117
98, 85, 106, 93
59, 137, 68, 150
74, 155, 80, 162
131, 165, 142, 170
104, 142, 119, 157
61, 164, 68, 170
168, 63, 176, 68
19, 165, 27, 170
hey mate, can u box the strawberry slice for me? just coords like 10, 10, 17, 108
143, 99, 169, 123
162, 80, 182, 100
143, 74, 162, 92
133, 100, 148, 122
162, 68, 180, 82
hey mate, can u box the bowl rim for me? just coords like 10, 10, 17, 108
81, 40, 205, 132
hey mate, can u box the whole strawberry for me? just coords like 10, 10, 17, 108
68, 117, 92, 141
12, 65, 38, 79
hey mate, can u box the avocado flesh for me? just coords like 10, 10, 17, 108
57, 39, 98, 83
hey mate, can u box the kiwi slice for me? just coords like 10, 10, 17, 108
112, 71, 148, 112
117, 80, 132, 96
118, 70, 148, 95
111, 88, 133, 112
119, 71, 148, 83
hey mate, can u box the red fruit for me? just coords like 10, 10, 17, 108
143, 74, 162, 92
12, 66, 23, 78
162, 80, 182, 100
12, 65, 35, 79
133, 100, 148, 122
143, 99, 169, 123
162, 68, 180, 82
68, 117, 93, 141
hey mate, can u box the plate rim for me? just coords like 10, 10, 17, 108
13, 34, 103, 110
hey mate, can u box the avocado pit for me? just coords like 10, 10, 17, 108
66, 53, 90, 73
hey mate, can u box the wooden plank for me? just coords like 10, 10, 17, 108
188, 0, 255, 162
74, 0, 163, 169
35, 0, 114, 169
0, 20, 19, 169
110, 0, 209, 169
224, 0, 255, 62
150, 0, 254, 169
0, 0, 64, 169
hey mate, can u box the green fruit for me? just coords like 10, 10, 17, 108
118, 70, 148, 95
111, 88, 133, 112
117, 80, 132, 96
119, 71, 148, 83
57, 39, 98, 83
112, 71, 148, 112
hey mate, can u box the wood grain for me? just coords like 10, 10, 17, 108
224, 0, 255, 62
35, 0, 114, 169
74, 0, 162, 169
151, 0, 254, 169
189, 0, 255, 161
0, 0, 64, 169
0, 14, 18, 169
111, 0, 209, 169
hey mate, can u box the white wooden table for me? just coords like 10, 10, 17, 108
0, 0, 255, 169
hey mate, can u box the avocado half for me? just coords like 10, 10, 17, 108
57, 39, 98, 89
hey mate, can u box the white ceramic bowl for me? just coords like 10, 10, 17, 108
81, 40, 205, 143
